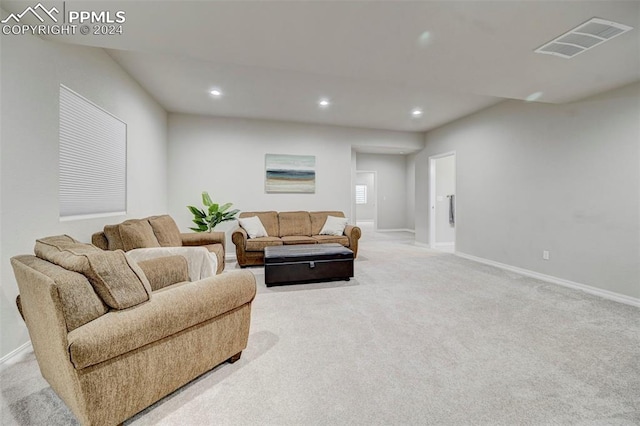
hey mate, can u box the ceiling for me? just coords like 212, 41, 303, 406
3, 0, 639, 133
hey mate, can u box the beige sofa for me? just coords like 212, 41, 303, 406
11, 235, 256, 426
92, 214, 226, 274
232, 211, 361, 267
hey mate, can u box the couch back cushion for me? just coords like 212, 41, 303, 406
239, 211, 279, 236
310, 211, 345, 235
118, 220, 161, 251
91, 232, 109, 250
35, 235, 152, 310
14, 254, 108, 332
103, 224, 124, 250
278, 211, 312, 237
148, 215, 182, 247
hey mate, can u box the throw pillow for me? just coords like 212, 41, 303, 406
35, 235, 152, 310
118, 220, 161, 251
148, 215, 183, 247
319, 215, 349, 236
83, 250, 152, 309
103, 224, 124, 250
238, 216, 269, 239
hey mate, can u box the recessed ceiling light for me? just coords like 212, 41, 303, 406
318, 98, 331, 108
209, 89, 222, 97
411, 108, 423, 117
526, 92, 543, 102
417, 31, 432, 47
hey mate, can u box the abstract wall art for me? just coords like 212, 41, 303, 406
265, 154, 316, 193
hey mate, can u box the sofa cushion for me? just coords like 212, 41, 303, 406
319, 215, 349, 236
126, 247, 217, 282
246, 237, 283, 252
148, 215, 182, 247
14, 254, 108, 332
35, 235, 152, 310
310, 211, 345, 235
35, 234, 101, 265
312, 235, 350, 246
119, 220, 161, 251
103, 224, 125, 251
238, 216, 268, 239
136, 256, 189, 291
239, 211, 279, 237
281, 236, 317, 245
278, 211, 311, 237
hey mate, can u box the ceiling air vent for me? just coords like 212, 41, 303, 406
534, 18, 633, 59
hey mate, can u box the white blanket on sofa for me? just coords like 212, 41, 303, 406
126, 247, 217, 281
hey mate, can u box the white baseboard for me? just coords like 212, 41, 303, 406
435, 242, 455, 248
456, 252, 640, 308
0, 341, 32, 367
376, 228, 415, 234
414, 242, 431, 249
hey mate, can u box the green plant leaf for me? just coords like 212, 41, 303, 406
188, 205, 206, 218
189, 223, 208, 232
222, 209, 240, 221
202, 191, 213, 207
219, 203, 232, 213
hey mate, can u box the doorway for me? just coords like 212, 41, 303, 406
429, 153, 456, 252
355, 171, 377, 229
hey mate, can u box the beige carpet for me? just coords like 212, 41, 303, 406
2, 229, 639, 425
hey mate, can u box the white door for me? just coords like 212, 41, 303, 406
429, 153, 456, 251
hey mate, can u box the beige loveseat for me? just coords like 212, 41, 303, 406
92, 214, 226, 274
232, 211, 361, 267
11, 235, 256, 426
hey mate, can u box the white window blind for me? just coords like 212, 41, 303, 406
59, 85, 127, 219
355, 185, 367, 204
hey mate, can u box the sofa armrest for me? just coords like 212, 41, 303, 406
344, 225, 361, 258
344, 225, 361, 241
137, 255, 189, 291
67, 271, 257, 370
231, 227, 248, 249
181, 232, 225, 250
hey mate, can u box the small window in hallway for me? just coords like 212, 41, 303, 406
355, 185, 367, 204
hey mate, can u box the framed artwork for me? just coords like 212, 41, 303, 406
265, 154, 316, 193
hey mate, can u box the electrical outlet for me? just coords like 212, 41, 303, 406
542, 250, 550, 260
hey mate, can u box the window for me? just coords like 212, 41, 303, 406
355, 184, 367, 204
59, 85, 127, 219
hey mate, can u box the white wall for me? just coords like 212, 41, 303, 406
0, 33, 168, 358
415, 82, 640, 299
167, 114, 422, 247
356, 153, 412, 230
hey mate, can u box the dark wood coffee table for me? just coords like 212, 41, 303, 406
264, 243, 354, 286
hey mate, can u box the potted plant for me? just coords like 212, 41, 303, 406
187, 191, 239, 233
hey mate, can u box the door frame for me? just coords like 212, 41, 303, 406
355, 170, 378, 229
429, 151, 456, 249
